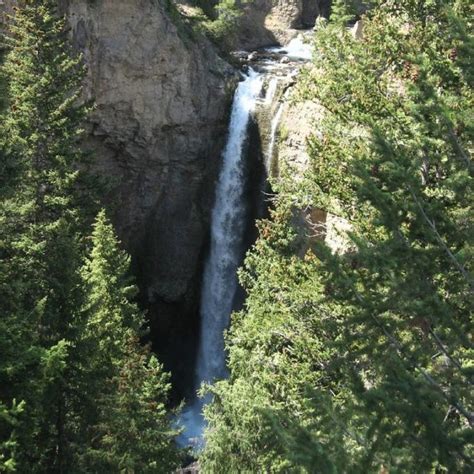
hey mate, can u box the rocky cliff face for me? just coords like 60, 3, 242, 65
65, 0, 233, 291
237, 0, 371, 50
237, 0, 331, 49
66, 0, 236, 396
1, 0, 236, 396
277, 98, 352, 254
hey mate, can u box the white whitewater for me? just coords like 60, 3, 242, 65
177, 69, 263, 448
197, 68, 263, 386
177, 33, 314, 449
265, 77, 279, 105
271, 33, 313, 60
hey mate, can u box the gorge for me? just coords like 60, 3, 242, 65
7, 0, 326, 406
0, 0, 327, 440
60, 0, 326, 403
178, 36, 314, 446
2, 1, 471, 472
0, 0, 335, 446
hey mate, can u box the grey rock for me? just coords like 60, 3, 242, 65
1, 1, 238, 384
65, 0, 237, 397
61, 0, 236, 309
236, 0, 332, 50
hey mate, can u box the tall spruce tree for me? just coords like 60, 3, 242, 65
202, 0, 473, 472
0, 1, 92, 471
79, 210, 181, 473
1, 3, 182, 472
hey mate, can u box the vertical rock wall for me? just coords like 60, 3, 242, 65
236, 0, 332, 49
65, 0, 237, 397
273, 74, 352, 256
1, 0, 237, 397
65, 0, 234, 297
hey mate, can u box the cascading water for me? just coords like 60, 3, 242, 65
177, 31, 314, 450
271, 33, 313, 60
266, 104, 284, 167
265, 77, 279, 105
197, 68, 263, 385
177, 69, 263, 448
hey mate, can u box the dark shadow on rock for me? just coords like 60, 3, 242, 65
232, 115, 271, 312
131, 139, 226, 405
236, 0, 282, 50
302, 0, 332, 27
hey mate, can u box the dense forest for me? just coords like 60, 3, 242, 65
0, 0, 472, 473
202, 1, 473, 471
0, 2, 180, 471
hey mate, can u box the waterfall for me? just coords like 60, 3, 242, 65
197, 68, 263, 385
270, 33, 313, 60
177, 69, 263, 447
265, 77, 279, 105
177, 33, 314, 449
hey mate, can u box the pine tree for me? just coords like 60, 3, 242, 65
0, 1, 93, 471
0, 400, 23, 472
1, 3, 181, 472
202, 0, 473, 471
78, 211, 182, 473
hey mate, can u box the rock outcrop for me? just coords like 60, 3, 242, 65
1, 0, 236, 397
65, 0, 234, 292
66, 0, 236, 397
236, 0, 369, 50
267, 72, 352, 255
237, 0, 331, 50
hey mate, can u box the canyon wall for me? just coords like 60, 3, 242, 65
1, 0, 346, 396
276, 98, 352, 254
65, 0, 236, 396
1, 0, 236, 395
64, 0, 234, 296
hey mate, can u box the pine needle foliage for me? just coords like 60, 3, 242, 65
201, 1, 473, 472
78, 211, 182, 473
0, 1, 92, 470
0, 3, 182, 472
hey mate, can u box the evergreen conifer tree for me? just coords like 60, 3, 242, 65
79, 210, 182, 473
1, 3, 181, 471
202, 1, 473, 471
0, 1, 93, 470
